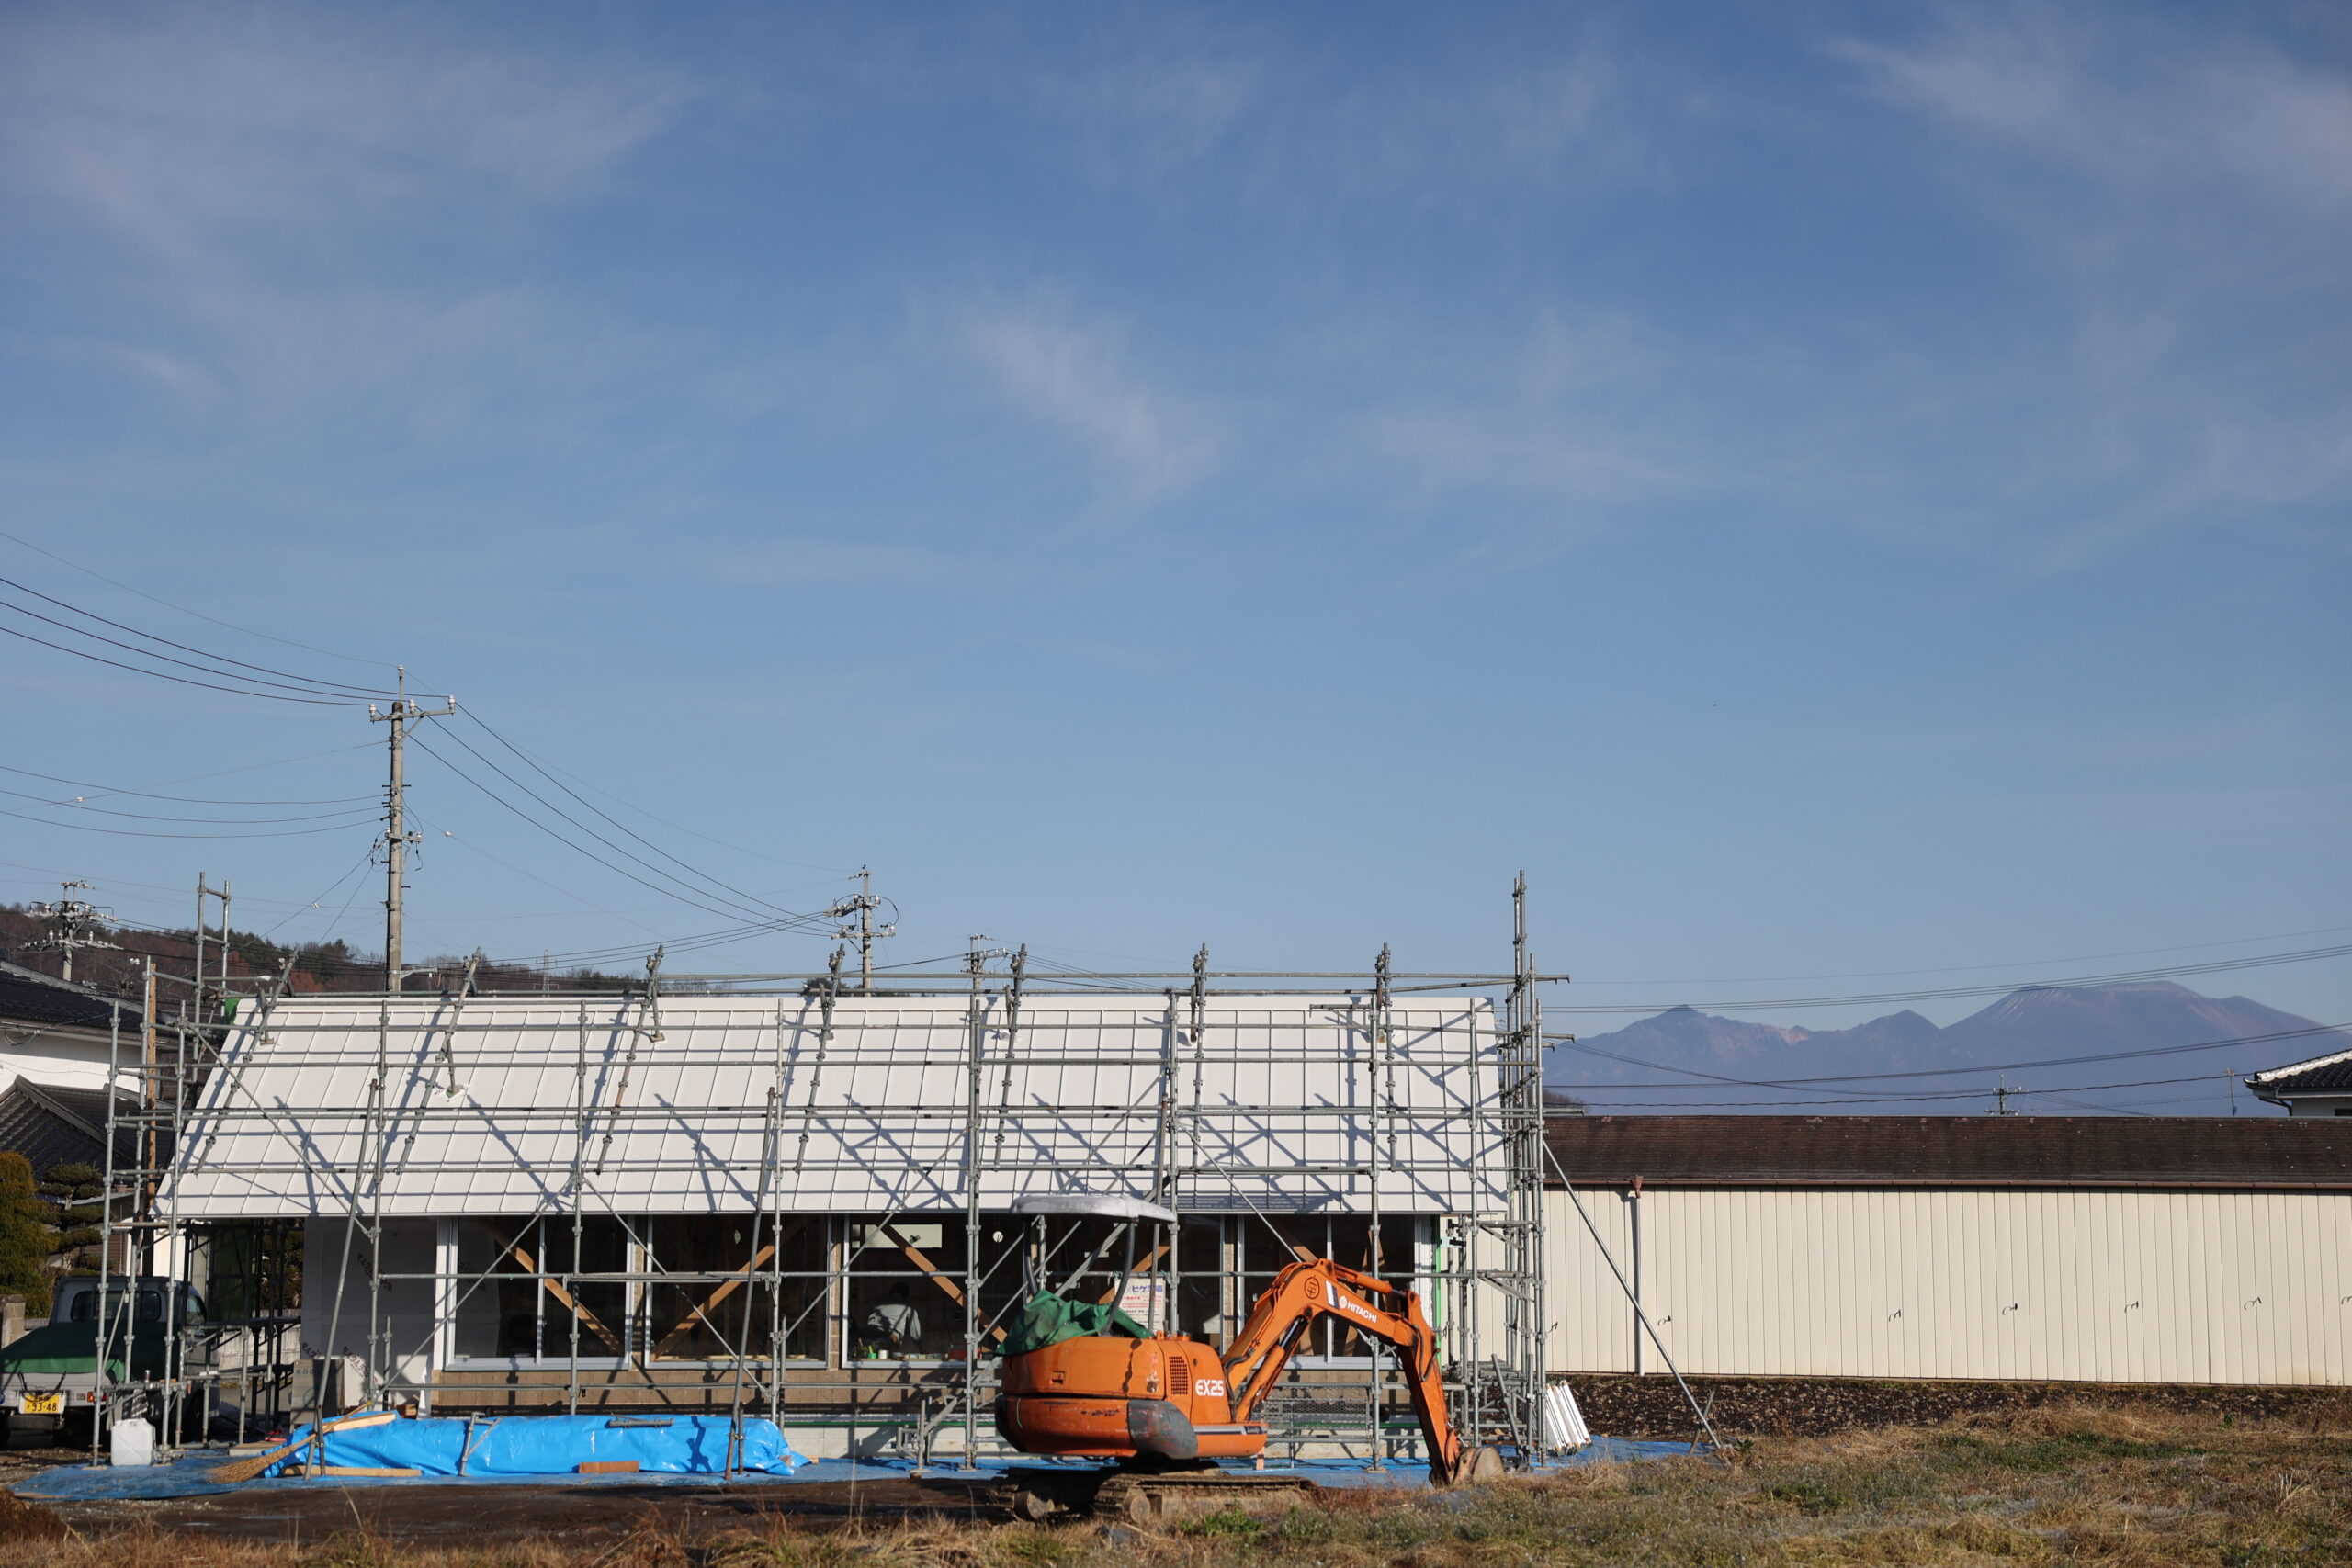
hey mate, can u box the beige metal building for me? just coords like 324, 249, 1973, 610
1544, 1117, 2352, 1387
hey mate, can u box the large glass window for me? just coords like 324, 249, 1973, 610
641, 1215, 824, 1361
844, 1217, 970, 1360
453, 1217, 628, 1360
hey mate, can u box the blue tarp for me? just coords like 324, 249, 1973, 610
7, 1432, 1694, 1504
260, 1414, 809, 1478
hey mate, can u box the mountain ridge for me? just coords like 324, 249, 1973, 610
1543, 981, 2346, 1116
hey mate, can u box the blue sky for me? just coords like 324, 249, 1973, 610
0, 2, 2345, 1035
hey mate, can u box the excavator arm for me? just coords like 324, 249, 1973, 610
1219, 1258, 1465, 1482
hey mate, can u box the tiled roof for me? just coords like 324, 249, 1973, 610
0, 960, 142, 1031
1544, 1114, 2352, 1190
2245, 1046, 2352, 1096
0, 1078, 139, 1174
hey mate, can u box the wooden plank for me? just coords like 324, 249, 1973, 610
320, 1465, 422, 1478
578, 1460, 640, 1474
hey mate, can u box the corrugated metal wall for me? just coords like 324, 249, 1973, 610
1544, 1187, 2350, 1385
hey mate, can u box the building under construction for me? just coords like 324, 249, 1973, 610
119, 897, 1553, 1465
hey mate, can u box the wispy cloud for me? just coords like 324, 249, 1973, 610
948, 292, 1216, 513
1, 7, 692, 255
1834, 14, 2352, 214
0, 6, 699, 451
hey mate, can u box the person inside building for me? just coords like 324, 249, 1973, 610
864, 1281, 921, 1356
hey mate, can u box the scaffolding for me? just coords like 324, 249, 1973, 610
107, 883, 1553, 1470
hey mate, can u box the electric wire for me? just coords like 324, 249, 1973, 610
409, 732, 833, 936
456, 711, 849, 875
1553, 922, 2352, 988
0, 586, 396, 701
0, 761, 370, 807
261, 849, 381, 940
0, 786, 378, 826
1543, 942, 2352, 1016
0, 525, 393, 670
0, 802, 382, 840
440, 716, 822, 927
0, 620, 361, 705
1546, 1020, 2350, 1092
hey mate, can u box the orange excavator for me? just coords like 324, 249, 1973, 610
996, 1252, 1498, 1486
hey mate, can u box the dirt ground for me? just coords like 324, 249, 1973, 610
1572, 1373, 2352, 1439
0, 1391, 2342, 1564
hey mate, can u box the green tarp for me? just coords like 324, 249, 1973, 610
1000, 1292, 1149, 1356
0, 1319, 173, 1381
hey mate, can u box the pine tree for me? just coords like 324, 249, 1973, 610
0, 1152, 54, 1316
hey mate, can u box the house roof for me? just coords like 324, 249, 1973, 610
1544, 1114, 2352, 1190
165, 992, 1506, 1220
0, 1077, 139, 1174
0, 960, 142, 1032
2244, 1045, 2352, 1097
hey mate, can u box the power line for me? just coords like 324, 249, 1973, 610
457, 711, 850, 874
1546, 1019, 2350, 1092
0, 525, 393, 670
0, 802, 379, 840
1575, 1066, 2243, 1110
1550, 922, 2352, 989
444, 716, 821, 927
0, 619, 358, 705
407, 732, 831, 935
0, 786, 378, 826
0, 573, 399, 698
0, 587, 390, 702
1542, 942, 2352, 1016
413, 729, 831, 933
0, 761, 370, 807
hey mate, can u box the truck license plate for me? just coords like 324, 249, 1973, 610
19, 1393, 61, 1416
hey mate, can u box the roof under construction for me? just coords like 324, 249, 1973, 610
164, 990, 1510, 1219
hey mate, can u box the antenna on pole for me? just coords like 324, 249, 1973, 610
29, 881, 119, 984
368, 666, 456, 994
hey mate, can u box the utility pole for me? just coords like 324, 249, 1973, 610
30, 882, 119, 983
368, 668, 456, 993
195, 876, 230, 1022
1985, 1082, 2018, 1116
823, 868, 895, 991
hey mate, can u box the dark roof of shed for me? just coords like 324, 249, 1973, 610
0, 960, 141, 1031
1544, 1114, 2352, 1190
2245, 1047, 2352, 1095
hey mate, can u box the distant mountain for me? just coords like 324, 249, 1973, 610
1543, 981, 2346, 1116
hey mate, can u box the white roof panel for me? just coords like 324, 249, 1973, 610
163, 992, 1506, 1219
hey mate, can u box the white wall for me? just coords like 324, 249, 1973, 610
301, 1218, 440, 1393
0, 1031, 117, 1092
1544, 1186, 2351, 1386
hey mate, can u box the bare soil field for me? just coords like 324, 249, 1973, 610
0, 1401, 2342, 1566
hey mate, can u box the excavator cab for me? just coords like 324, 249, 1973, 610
991, 1195, 1496, 1485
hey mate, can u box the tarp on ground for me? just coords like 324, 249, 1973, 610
262, 1414, 809, 1478
1000, 1292, 1148, 1357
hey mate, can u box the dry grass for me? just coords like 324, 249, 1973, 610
1, 1403, 2344, 1567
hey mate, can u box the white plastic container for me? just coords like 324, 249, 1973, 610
1540, 1382, 1591, 1451
109, 1416, 154, 1468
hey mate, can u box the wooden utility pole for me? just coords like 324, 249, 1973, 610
368, 668, 455, 992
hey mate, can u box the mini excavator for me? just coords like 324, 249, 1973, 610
995, 1233, 1502, 1495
